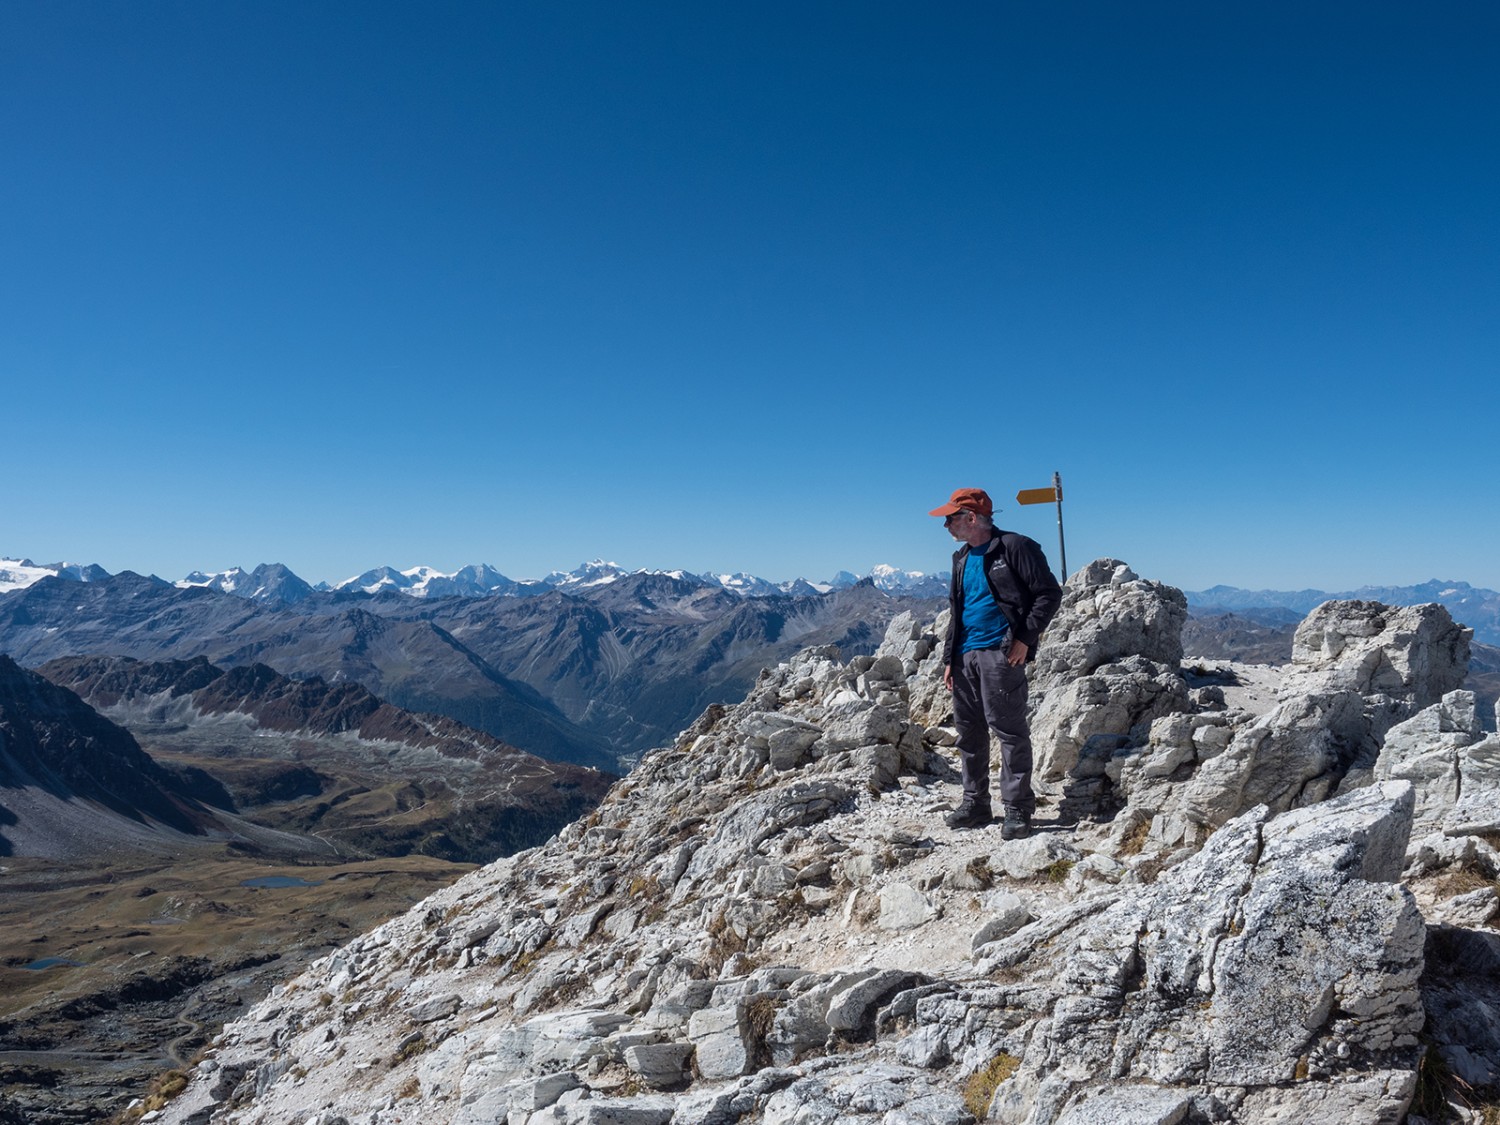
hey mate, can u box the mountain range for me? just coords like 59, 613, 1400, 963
0, 557, 949, 601
0, 653, 218, 854
0, 565, 938, 771
7, 557, 1499, 775
10, 558, 1498, 642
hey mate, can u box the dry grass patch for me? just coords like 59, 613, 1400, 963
1434, 867, 1497, 900
1117, 817, 1152, 857
109, 1070, 188, 1124
391, 1033, 429, 1066
963, 1052, 1020, 1119
705, 909, 746, 968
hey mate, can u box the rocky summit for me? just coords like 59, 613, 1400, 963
150, 560, 1499, 1125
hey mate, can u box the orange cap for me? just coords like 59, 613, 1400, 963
928, 487, 994, 518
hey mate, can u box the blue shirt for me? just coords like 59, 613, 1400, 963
960, 550, 1010, 653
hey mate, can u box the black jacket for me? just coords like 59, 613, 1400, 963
942, 530, 1063, 667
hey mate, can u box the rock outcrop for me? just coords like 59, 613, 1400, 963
1376, 689, 1500, 844
1286, 599, 1472, 705
150, 562, 1496, 1125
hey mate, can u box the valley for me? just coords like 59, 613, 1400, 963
0, 654, 608, 1123
0, 849, 472, 1124
35, 655, 613, 865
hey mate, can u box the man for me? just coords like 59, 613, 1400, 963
929, 487, 1062, 839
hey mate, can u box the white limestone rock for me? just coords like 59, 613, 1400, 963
559, 1096, 675, 1124
1031, 658, 1191, 795
686, 1002, 755, 1079
1173, 691, 1367, 829
1431, 887, 1500, 928
1053, 1085, 1192, 1125
971, 890, 1033, 953
622, 1043, 692, 1089
875, 611, 936, 670
824, 968, 929, 1033
991, 833, 1083, 881
1445, 732, 1500, 837
876, 882, 934, 930
509, 1072, 584, 1112
984, 783, 1424, 1123
760, 1062, 972, 1124
1374, 690, 1482, 835
1011, 560, 1196, 813
1031, 558, 1187, 690
1285, 599, 1471, 712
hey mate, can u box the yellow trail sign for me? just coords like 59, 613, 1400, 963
1015, 487, 1058, 506
1020, 472, 1066, 579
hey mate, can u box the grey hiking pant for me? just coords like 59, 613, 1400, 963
952, 644, 1034, 815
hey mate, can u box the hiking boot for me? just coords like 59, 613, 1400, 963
944, 800, 993, 830
1000, 808, 1032, 841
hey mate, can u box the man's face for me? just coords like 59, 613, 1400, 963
945, 509, 983, 544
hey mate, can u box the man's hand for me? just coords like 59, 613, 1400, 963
943, 664, 953, 692
1006, 639, 1029, 666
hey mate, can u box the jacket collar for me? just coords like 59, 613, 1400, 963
954, 533, 1002, 561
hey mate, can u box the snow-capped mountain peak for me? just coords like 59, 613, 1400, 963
177, 564, 315, 603
0, 557, 110, 593
179, 568, 251, 594
825, 566, 946, 598
4, 554, 946, 605
543, 559, 632, 589
335, 566, 412, 594
331, 564, 526, 599
868, 564, 948, 597
707, 571, 782, 597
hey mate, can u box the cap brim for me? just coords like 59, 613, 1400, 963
928, 503, 961, 517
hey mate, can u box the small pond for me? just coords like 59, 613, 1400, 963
241, 875, 324, 889
22, 957, 86, 971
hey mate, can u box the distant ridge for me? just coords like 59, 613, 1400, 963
1184, 579, 1500, 645
3, 556, 948, 602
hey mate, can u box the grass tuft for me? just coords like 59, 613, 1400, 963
963, 1052, 1020, 1120
109, 1069, 189, 1124
1041, 859, 1075, 884
1117, 818, 1152, 857
391, 1034, 429, 1065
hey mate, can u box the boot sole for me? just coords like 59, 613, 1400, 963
945, 813, 993, 830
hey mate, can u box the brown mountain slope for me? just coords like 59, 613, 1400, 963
37, 654, 615, 864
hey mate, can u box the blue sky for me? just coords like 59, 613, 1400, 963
4, 2, 1497, 591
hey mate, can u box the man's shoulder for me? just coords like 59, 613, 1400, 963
989, 532, 1058, 581
992, 529, 1042, 553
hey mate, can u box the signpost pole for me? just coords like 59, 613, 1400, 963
1015, 474, 1067, 581
1052, 471, 1066, 580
